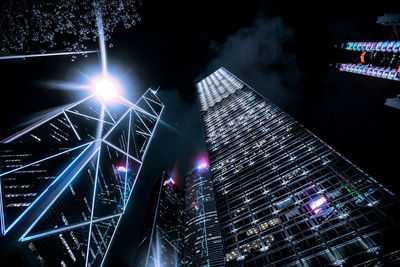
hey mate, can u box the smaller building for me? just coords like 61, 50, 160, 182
135, 171, 184, 267
183, 160, 225, 267
385, 94, 400, 110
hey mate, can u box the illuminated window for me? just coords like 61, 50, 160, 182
225, 250, 239, 262
246, 227, 257, 236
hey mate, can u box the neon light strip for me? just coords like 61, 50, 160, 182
116, 94, 161, 121
137, 89, 163, 107
99, 215, 122, 267
0, 176, 5, 234
1, 95, 96, 143
143, 95, 163, 107
123, 110, 132, 207
0, 50, 98, 60
143, 97, 158, 116
64, 94, 96, 111
102, 108, 130, 140
133, 104, 161, 120
132, 109, 152, 134
1, 105, 66, 143
135, 88, 151, 105
342, 41, 400, 53
85, 142, 103, 267
0, 142, 92, 177
63, 110, 81, 140
96, 95, 116, 124
19, 145, 99, 240
126, 105, 164, 203
101, 140, 142, 164
103, 104, 116, 124
3, 143, 93, 235
337, 63, 400, 81
65, 110, 114, 126
20, 213, 122, 242
148, 88, 163, 104
136, 130, 151, 137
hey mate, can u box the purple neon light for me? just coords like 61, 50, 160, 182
117, 166, 127, 172
344, 41, 399, 53
381, 41, 389, 52
393, 41, 400, 53
197, 162, 208, 170
387, 41, 395, 53
338, 63, 400, 81
310, 196, 327, 214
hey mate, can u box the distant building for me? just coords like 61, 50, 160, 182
385, 94, 400, 110
334, 14, 400, 109
0, 89, 163, 266
135, 171, 184, 267
183, 160, 225, 266
196, 67, 400, 266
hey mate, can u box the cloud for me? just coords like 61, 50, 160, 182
199, 15, 303, 112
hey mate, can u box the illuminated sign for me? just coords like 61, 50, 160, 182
344, 41, 400, 53
338, 63, 400, 81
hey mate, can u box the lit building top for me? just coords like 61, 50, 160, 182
197, 67, 243, 111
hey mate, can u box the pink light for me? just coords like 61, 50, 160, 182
197, 162, 208, 170
163, 177, 175, 186
117, 166, 127, 172
310, 197, 327, 214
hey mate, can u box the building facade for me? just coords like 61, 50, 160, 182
183, 161, 225, 266
0, 89, 163, 266
196, 67, 400, 266
135, 171, 184, 267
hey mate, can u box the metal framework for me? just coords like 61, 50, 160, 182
197, 67, 400, 266
0, 89, 164, 266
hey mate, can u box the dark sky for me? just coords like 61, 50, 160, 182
0, 1, 399, 266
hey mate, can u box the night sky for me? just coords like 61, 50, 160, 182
0, 1, 399, 266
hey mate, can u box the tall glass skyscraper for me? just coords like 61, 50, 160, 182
135, 171, 185, 267
0, 89, 163, 266
183, 160, 225, 266
196, 67, 400, 266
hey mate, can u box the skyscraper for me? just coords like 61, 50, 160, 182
135, 171, 184, 267
196, 67, 400, 266
0, 88, 163, 266
183, 159, 225, 267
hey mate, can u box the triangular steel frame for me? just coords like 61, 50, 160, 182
0, 89, 164, 267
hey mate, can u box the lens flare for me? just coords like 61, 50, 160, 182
95, 78, 117, 99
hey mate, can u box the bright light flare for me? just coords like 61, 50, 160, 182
90, 75, 121, 100
95, 78, 117, 99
